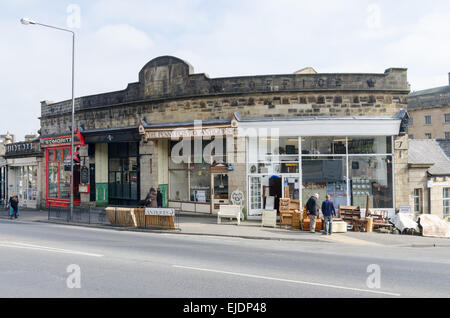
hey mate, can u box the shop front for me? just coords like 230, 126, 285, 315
4, 141, 42, 209
140, 118, 238, 214
241, 114, 402, 219
78, 126, 141, 206
40, 134, 82, 208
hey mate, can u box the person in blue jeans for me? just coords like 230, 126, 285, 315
321, 195, 336, 235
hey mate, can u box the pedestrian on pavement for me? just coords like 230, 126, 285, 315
157, 188, 163, 208
8, 195, 19, 220
149, 187, 157, 208
321, 195, 336, 235
305, 193, 320, 233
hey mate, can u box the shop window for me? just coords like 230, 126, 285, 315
301, 137, 346, 155
48, 150, 55, 162
443, 188, 450, 218
349, 156, 393, 209
302, 156, 348, 208
108, 143, 140, 202
425, 133, 432, 139
169, 170, 189, 201
414, 188, 422, 213
47, 147, 80, 201
347, 136, 392, 154
189, 163, 210, 202
48, 163, 59, 198
248, 137, 298, 163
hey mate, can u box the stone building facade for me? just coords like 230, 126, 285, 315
407, 74, 450, 140
40, 56, 410, 216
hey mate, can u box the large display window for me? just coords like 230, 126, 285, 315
247, 136, 395, 217
169, 139, 217, 203
302, 156, 347, 208
46, 147, 80, 205
348, 156, 393, 209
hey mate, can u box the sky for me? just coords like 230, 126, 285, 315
1, 0, 450, 140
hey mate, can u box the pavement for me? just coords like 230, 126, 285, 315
2, 208, 450, 248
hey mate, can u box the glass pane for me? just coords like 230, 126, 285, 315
213, 174, 228, 199
249, 176, 262, 214
130, 172, 138, 200
122, 171, 130, 198
348, 136, 392, 154
302, 156, 347, 208
59, 164, 71, 200
169, 170, 188, 201
56, 149, 63, 162
349, 156, 393, 209
109, 158, 121, 172
301, 137, 346, 155
129, 157, 138, 171
249, 137, 299, 163
284, 177, 300, 200
48, 150, 55, 162
48, 163, 59, 198
129, 142, 138, 157
190, 163, 210, 202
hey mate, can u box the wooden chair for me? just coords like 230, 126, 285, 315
339, 206, 367, 232
279, 198, 293, 229
368, 210, 393, 231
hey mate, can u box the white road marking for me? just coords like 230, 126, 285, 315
0, 242, 103, 257
173, 265, 401, 297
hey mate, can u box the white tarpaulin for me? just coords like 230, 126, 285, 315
418, 214, 450, 238
389, 213, 419, 232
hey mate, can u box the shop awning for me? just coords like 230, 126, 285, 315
78, 126, 140, 144
235, 111, 406, 137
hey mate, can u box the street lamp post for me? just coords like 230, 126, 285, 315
21, 18, 76, 221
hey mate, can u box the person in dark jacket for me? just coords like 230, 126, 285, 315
149, 188, 157, 208
305, 193, 320, 233
156, 188, 163, 208
8, 195, 19, 219
321, 195, 336, 235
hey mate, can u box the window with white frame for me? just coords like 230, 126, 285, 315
444, 188, 450, 218
413, 188, 422, 213
445, 114, 450, 123
425, 116, 432, 125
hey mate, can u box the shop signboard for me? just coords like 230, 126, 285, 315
145, 208, 175, 216
79, 184, 90, 194
81, 166, 89, 184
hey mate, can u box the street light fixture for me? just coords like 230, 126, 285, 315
21, 18, 76, 221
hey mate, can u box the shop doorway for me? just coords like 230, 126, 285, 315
211, 173, 229, 213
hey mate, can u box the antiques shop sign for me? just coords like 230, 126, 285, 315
145, 208, 175, 216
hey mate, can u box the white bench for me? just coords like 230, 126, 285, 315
217, 205, 241, 225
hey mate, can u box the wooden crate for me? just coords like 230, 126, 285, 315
105, 207, 137, 227
302, 218, 323, 231
292, 211, 302, 230
134, 208, 176, 229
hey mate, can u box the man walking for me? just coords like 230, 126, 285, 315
305, 193, 320, 233
321, 195, 336, 235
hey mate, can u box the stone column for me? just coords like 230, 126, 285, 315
227, 136, 247, 217
139, 140, 154, 200
79, 145, 90, 208
394, 135, 409, 210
